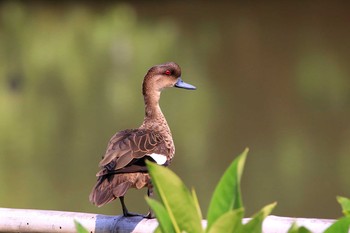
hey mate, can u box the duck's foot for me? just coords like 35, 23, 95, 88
122, 211, 143, 217
123, 212, 155, 219
122, 211, 155, 219
119, 196, 155, 218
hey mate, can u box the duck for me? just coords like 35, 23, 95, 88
89, 62, 196, 218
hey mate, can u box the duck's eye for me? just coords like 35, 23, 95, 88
165, 70, 171, 75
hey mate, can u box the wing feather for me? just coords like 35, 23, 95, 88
97, 129, 170, 175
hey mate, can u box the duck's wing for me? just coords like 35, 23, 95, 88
97, 129, 170, 175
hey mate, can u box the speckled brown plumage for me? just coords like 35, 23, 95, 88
89, 62, 196, 217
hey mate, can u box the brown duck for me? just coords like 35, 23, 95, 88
89, 62, 196, 217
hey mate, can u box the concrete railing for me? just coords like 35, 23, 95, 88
0, 207, 344, 233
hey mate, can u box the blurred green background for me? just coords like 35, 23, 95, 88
1, 1, 350, 219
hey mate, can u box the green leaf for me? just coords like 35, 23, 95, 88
207, 208, 244, 233
287, 223, 312, 233
337, 196, 350, 216
324, 216, 350, 233
241, 202, 277, 233
206, 148, 248, 231
154, 226, 163, 233
145, 197, 175, 233
74, 220, 89, 233
146, 161, 203, 233
192, 188, 203, 220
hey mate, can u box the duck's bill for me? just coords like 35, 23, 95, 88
175, 78, 196, 90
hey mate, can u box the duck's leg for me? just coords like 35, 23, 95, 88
118, 181, 155, 218
144, 182, 155, 219
119, 196, 142, 217
119, 196, 130, 217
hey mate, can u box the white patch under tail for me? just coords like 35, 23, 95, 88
149, 153, 167, 165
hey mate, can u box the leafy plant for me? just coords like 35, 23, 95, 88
287, 197, 350, 233
337, 196, 350, 217
322, 196, 350, 233
72, 148, 350, 233
287, 223, 312, 233
74, 220, 89, 233
147, 149, 350, 233
146, 148, 276, 233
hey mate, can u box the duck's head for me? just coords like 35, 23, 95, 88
143, 62, 196, 95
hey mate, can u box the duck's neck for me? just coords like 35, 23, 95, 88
140, 91, 171, 134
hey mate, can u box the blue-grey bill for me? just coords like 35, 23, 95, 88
174, 78, 196, 90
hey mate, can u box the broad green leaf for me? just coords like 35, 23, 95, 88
337, 196, 350, 216
324, 216, 350, 233
146, 161, 203, 233
207, 208, 244, 233
287, 223, 312, 233
146, 197, 175, 233
241, 202, 276, 233
206, 148, 248, 231
74, 220, 89, 233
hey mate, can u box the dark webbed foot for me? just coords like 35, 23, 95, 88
119, 196, 153, 218
122, 211, 144, 217
122, 211, 154, 218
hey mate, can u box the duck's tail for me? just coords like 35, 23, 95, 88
89, 175, 132, 207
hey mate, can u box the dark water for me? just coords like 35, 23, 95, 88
0, 1, 349, 219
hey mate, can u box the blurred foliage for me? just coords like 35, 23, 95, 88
0, 2, 213, 213
0, 1, 350, 218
